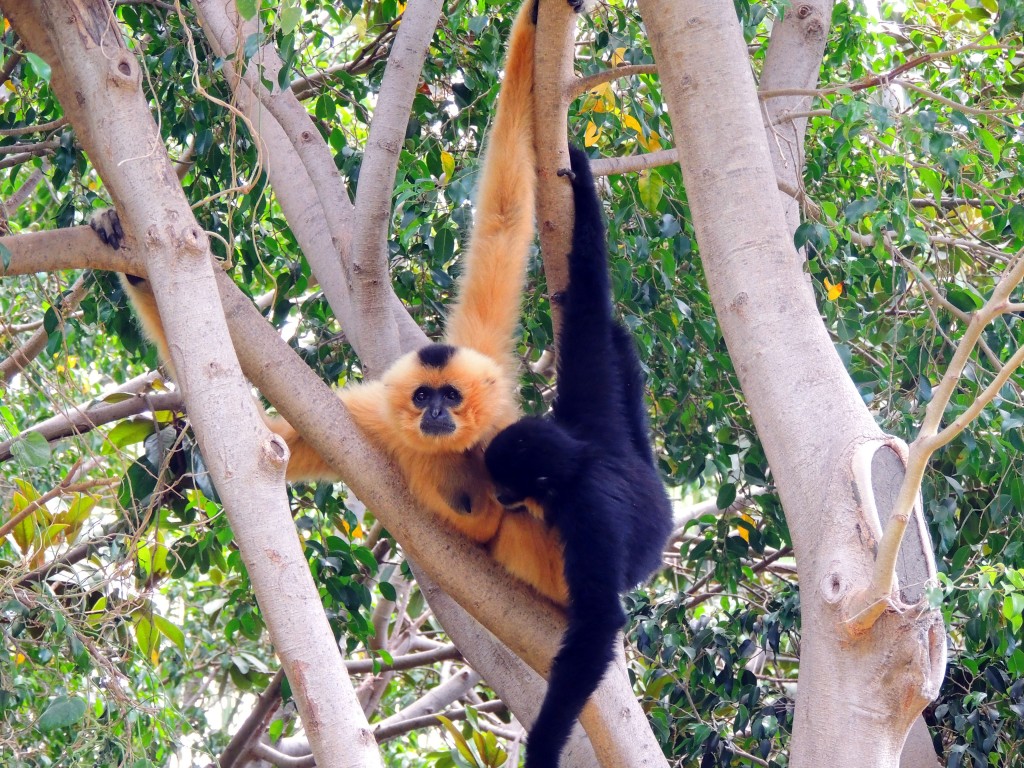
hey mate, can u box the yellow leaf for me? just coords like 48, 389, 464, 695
440, 150, 455, 184
584, 81, 615, 114
622, 113, 642, 134
640, 132, 662, 152
584, 120, 601, 148
736, 512, 756, 542
824, 277, 843, 301
611, 47, 627, 67
16, 653, 26, 664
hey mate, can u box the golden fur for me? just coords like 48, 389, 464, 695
111, 1, 568, 605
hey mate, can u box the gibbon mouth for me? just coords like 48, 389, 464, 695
421, 420, 457, 436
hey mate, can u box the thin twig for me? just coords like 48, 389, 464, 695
570, 63, 658, 99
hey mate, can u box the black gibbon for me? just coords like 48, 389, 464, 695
92, 0, 573, 604
483, 146, 674, 768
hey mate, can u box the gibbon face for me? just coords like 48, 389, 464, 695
383, 343, 511, 454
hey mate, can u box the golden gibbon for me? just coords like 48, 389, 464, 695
93, 0, 570, 604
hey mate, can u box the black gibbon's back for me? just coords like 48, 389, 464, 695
484, 146, 674, 768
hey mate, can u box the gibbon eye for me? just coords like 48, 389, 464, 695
412, 387, 431, 406
440, 385, 463, 405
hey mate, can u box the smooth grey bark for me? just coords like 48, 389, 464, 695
759, 0, 834, 235
637, 1, 944, 766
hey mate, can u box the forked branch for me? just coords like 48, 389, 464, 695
851, 248, 1024, 629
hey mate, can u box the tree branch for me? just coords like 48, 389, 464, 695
193, 0, 422, 373
345, 644, 462, 675
1, 272, 90, 386
0, 392, 182, 463
373, 699, 508, 743
590, 147, 679, 176
855, 248, 1024, 627
569, 63, 658, 99
219, 670, 285, 768
347, 0, 444, 368
0, 225, 142, 277
533, 0, 579, 338
0, 4, 381, 766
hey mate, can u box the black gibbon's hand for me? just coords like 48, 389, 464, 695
90, 208, 125, 251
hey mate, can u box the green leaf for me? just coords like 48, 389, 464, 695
133, 614, 159, 659
946, 287, 982, 312
153, 614, 186, 653
36, 696, 87, 731
0, 243, 11, 272
379, 581, 397, 601
280, 3, 302, 33
716, 483, 737, 510
10, 430, 51, 468
236, 0, 257, 19
1004, 592, 1024, 623
977, 127, 1001, 164
23, 52, 51, 83
917, 167, 943, 204
434, 226, 455, 262
638, 169, 664, 213
436, 714, 476, 764
843, 196, 879, 223
105, 419, 155, 451
1009, 204, 1024, 240
117, 457, 158, 514
1007, 569, 1024, 591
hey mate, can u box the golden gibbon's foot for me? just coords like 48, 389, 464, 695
89, 208, 124, 251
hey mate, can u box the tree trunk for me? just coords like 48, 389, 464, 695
0, 2, 383, 766
638, 1, 946, 765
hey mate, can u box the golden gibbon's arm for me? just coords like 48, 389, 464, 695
443, 0, 537, 377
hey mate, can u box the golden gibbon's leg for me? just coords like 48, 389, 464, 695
490, 514, 569, 605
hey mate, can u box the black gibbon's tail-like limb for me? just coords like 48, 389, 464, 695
484, 143, 674, 768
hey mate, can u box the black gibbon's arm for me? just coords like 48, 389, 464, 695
484, 146, 674, 768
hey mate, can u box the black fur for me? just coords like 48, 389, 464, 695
483, 146, 673, 768
417, 343, 457, 369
